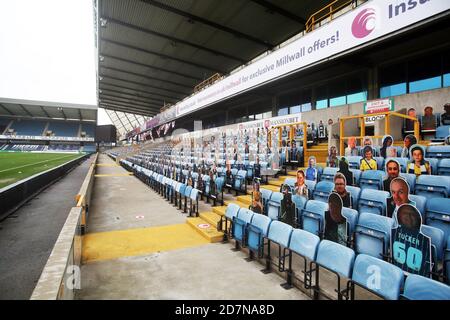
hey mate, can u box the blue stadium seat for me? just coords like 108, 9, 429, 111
409, 194, 426, 216
349, 254, 404, 300
312, 240, 355, 300
355, 212, 394, 259
267, 192, 283, 220
305, 180, 316, 199
349, 169, 361, 185
425, 158, 439, 175
284, 229, 321, 288
347, 156, 362, 170
320, 167, 338, 182
415, 175, 450, 199
233, 209, 254, 247
359, 170, 384, 190
402, 274, 450, 300
301, 200, 328, 236
260, 189, 273, 214
437, 159, 450, 176
386, 157, 407, 173
11, 119, 47, 135
312, 181, 334, 203
421, 225, 445, 265
445, 236, 450, 285
342, 207, 358, 246
188, 188, 200, 217
283, 177, 296, 193
221, 203, 241, 239
234, 169, 247, 194
427, 145, 450, 159
182, 186, 193, 213
374, 157, 385, 171
346, 186, 361, 206
47, 121, 80, 137
247, 214, 272, 258
358, 189, 390, 216
267, 221, 293, 249
399, 173, 416, 192
291, 195, 307, 227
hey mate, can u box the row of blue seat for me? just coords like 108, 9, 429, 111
223, 204, 450, 299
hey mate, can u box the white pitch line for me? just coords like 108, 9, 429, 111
0, 154, 79, 174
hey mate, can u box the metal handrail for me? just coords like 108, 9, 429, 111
305, 0, 356, 32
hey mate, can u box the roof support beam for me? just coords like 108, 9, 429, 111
40, 106, 51, 118
101, 38, 223, 73
250, 0, 306, 24
101, 104, 154, 117
104, 16, 247, 64
100, 66, 192, 89
99, 99, 160, 112
140, 0, 273, 48
60, 108, 67, 120
19, 104, 33, 117
101, 53, 201, 81
100, 90, 165, 104
0, 103, 14, 115
100, 95, 162, 109
100, 75, 186, 97
133, 114, 143, 126
100, 82, 178, 102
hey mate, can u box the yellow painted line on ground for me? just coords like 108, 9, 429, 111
94, 173, 133, 177
82, 224, 209, 263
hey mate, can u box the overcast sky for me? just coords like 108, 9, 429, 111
0, 0, 113, 123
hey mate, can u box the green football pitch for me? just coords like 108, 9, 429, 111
0, 152, 84, 189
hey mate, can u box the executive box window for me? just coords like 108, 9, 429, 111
379, 50, 450, 98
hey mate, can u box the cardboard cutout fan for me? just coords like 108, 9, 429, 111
324, 192, 348, 246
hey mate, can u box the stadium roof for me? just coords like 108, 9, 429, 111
0, 99, 96, 122
97, 0, 331, 117
104, 109, 149, 136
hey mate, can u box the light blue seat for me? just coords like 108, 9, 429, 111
346, 186, 361, 206
292, 195, 307, 227
202, 175, 211, 196
358, 189, 390, 216
359, 170, 385, 190
349, 168, 361, 186
247, 214, 272, 258
415, 175, 450, 199
425, 158, 439, 175
347, 156, 362, 170
350, 254, 404, 300
321, 167, 338, 182
409, 195, 426, 216
234, 169, 247, 192
355, 212, 394, 259
301, 200, 328, 236
374, 157, 385, 171
342, 207, 358, 244
425, 198, 450, 242
288, 229, 320, 261
399, 173, 416, 192
402, 274, 450, 300
267, 192, 283, 220
312, 181, 334, 203
188, 188, 200, 216
267, 221, 293, 249
305, 180, 316, 198
427, 145, 450, 159
313, 240, 355, 300
233, 208, 254, 245
437, 159, 450, 176
421, 224, 445, 264
260, 188, 273, 214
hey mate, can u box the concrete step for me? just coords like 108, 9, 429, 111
199, 211, 222, 230
224, 199, 247, 208
186, 217, 223, 243
236, 195, 252, 206
268, 179, 284, 187
212, 205, 227, 216
260, 184, 280, 193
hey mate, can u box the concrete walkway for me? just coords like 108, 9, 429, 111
77, 154, 309, 300
0, 156, 92, 300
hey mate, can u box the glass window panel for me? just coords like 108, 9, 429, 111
278, 107, 288, 116
301, 103, 312, 112
316, 99, 328, 109
347, 91, 367, 104
290, 105, 301, 114
380, 83, 407, 98
329, 96, 346, 107
409, 76, 442, 93
444, 74, 450, 87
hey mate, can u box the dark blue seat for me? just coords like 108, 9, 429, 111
427, 145, 450, 159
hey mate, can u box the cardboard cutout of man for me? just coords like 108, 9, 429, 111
318, 120, 327, 140
386, 177, 416, 218
324, 192, 348, 246
383, 159, 401, 194
391, 203, 432, 277
280, 184, 295, 227
305, 156, 318, 181
251, 178, 263, 214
